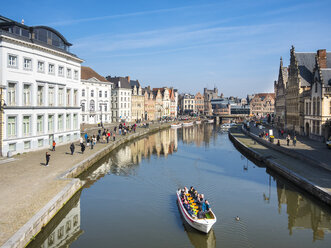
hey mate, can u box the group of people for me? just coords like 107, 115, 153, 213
180, 186, 211, 219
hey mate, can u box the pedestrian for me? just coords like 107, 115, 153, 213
70, 143, 75, 155
97, 134, 100, 143
277, 140, 280, 146
84, 133, 88, 143
81, 143, 85, 154
107, 131, 110, 143
293, 136, 297, 146
52, 140, 56, 151
286, 135, 290, 146
90, 138, 93, 149
45, 152, 50, 166
93, 135, 96, 146
113, 132, 116, 141
80, 136, 83, 146
281, 129, 284, 138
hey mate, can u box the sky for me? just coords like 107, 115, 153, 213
2, 0, 331, 97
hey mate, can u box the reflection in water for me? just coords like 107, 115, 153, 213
31, 125, 331, 247
274, 172, 331, 241
27, 191, 82, 248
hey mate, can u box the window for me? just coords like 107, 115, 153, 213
38, 61, 44, 72
317, 97, 320, 116
48, 64, 55, 74
37, 86, 43, 106
66, 134, 71, 141
58, 66, 64, 76
59, 135, 63, 143
58, 88, 64, 106
8, 54, 18, 68
91, 90, 94, 97
99, 105, 102, 111
9, 143, 16, 152
23, 58, 32, 70
67, 68, 72, 78
74, 90, 78, 106
24, 141, 31, 150
66, 114, 71, 130
48, 87, 55, 106
58, 226, 64, 239
82, 89, 85, 97
105, 91, 108, 98
90, 100, 95, 111
104, 105, 107, 111
81, 102, 85, 112
66, 89, 71, 106
7, 116, 16, 137
23, 116, 31, 136
74, 70, 78, 80
99, 90, 102, 97
7, 83, 16, 106
73, 114, 78, 129
48, 115, 54, 132
23, 85, 31, 106
37, 115, 43, 134
58, 114, 63, 131
38, 139, 44, 147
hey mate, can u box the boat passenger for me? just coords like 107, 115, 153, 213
189, 186, 195, 195
197, 210, 204, 219
193, 190, 199, 200
184, 187, 189, 194
205, 200, 211, 212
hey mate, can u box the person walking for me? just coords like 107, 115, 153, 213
45, 152, 50, 166
70, 143, 75, 155
84, 133, 88, 143
52, 140, 56, 151
113, 132, 116, 141
293, 136, 297, 146
107, 130, 110, 143
81, 143, 85, 154
80, 136, 83, 146
90, 138, 94, 149
286, 135, 290, 146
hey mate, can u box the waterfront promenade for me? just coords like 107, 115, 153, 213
0, 122, 170, 247
229, 126, 331, 205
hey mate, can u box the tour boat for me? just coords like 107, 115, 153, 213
207, 119, 214, 124
220, 123, 231, 130
171, 123, 182, 128
176, 189, 217, 233
183, 121, 194, 127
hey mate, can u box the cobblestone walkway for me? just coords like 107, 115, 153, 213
0, 123, 168, 246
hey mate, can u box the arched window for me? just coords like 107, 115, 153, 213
313, 97, 316, 115
82, 89, 85, 97
90, 100, 95, 111
81, 102, 85, 112
317, 97, 320, 116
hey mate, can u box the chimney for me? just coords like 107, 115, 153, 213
317, 49, 327, 68
118, 80, 121, 88
126, 76, 130, 82
21, 19, 24, 25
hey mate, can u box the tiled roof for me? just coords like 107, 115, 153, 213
106, 76, 131, 89
130, 80, 140, 88
81, 66, 108, 82
295, 53, 316, 87
321, 69, 331, 86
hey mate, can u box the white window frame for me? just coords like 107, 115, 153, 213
67, 68, 72, 78
37, 115, 44, 134
7, 82, 16, 106
23, 116, 31, 136
37, 85, 44, 106
58, 66, 64, 77
74, 70, 78, 80
7, 116, 17, 138
23, 57, 32, 70
48, 63, 55, 75
8, 54, 18, 68
23, 84, 31, 106
37, 61, 45, 73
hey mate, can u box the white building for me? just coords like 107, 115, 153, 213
80, 66, 112, 125
106, 76, 132, 123
0, 16, 83, 156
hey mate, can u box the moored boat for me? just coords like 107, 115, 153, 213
176, 189, 216, 233
171, 123, 182, 128
183, 121, 194, 127
195, 120, 202, 124
220, 123, 231, 130
207, 119, 214, 124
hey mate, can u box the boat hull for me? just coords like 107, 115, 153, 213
183, 122, 194, 127
176, 190, 216, 233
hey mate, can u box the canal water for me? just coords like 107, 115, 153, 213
28, 125, 331, 248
